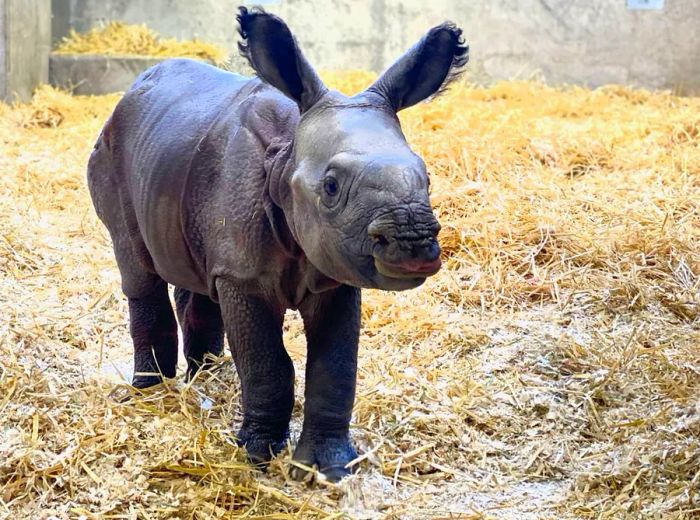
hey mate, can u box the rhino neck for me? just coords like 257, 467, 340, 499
264, 138, 340, 298
264, 137, 298, 256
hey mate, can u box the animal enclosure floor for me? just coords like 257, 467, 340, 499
1, 75, 699, 519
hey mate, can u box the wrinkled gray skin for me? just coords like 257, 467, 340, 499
87, 7, 468, 482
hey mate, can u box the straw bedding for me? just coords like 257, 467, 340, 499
1, 70, 699, 519
54, 22, 229, 66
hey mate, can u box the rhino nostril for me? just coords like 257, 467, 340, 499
370, 233, 389, 246
410, 238, 440, 260
424, 239, 441, 261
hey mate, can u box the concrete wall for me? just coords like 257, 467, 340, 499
1, 0, 51, 101
51, 0, 700, 94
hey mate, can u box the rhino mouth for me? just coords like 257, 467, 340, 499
343, 254, 437, 291
373, 257, 442, 279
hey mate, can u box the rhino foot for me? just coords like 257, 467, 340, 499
290, 432, 358, 483
237, 424, 289, 468
131, 373, 165, 389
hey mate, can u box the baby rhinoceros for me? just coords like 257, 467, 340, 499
88, 6, 468, 481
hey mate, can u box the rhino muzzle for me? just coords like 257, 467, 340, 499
368, 216, 442, 279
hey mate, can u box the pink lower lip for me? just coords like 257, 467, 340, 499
375, 257, 442, 276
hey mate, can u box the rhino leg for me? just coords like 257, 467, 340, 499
89, 151, 178, 389
126, 278, 179, 388
216, 279, 294, 466
107, 232, 178, 389
292, 285, 360, 482
174, 287, 225, 379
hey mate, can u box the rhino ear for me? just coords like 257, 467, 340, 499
367, 22, 469, 112
237, 7, 327, 113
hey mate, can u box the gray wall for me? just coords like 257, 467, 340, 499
1, 0, 51, 101
52, 0, 700, 94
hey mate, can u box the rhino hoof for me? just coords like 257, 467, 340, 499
131, 374, 164, 389
291, 434, 358, 483
237, 425, 289, 469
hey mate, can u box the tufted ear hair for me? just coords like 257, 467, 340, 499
237, 6, 327, 113
366, 22, 469, 112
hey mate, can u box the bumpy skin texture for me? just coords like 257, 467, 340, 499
88, 8, 467, 482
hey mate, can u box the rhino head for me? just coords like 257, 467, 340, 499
238, 7, 468, 291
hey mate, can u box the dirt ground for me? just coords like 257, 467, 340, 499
1, 74, 699, 519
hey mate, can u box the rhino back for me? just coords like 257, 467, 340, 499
94, 58, 298, 296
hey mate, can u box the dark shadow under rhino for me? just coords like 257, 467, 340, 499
87, 6, 468, 482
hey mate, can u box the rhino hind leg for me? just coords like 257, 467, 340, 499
126, 277, 179, 388
88, 144, 178, 388
106, 233, 179, 389
174, 287, 225, 379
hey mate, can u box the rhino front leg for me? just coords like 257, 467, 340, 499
293, 285, 360, 482
216, 279, 294, 466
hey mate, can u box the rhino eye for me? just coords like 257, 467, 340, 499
324, 177, 339, 197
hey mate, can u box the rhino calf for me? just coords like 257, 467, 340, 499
88, 7, 468, 481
